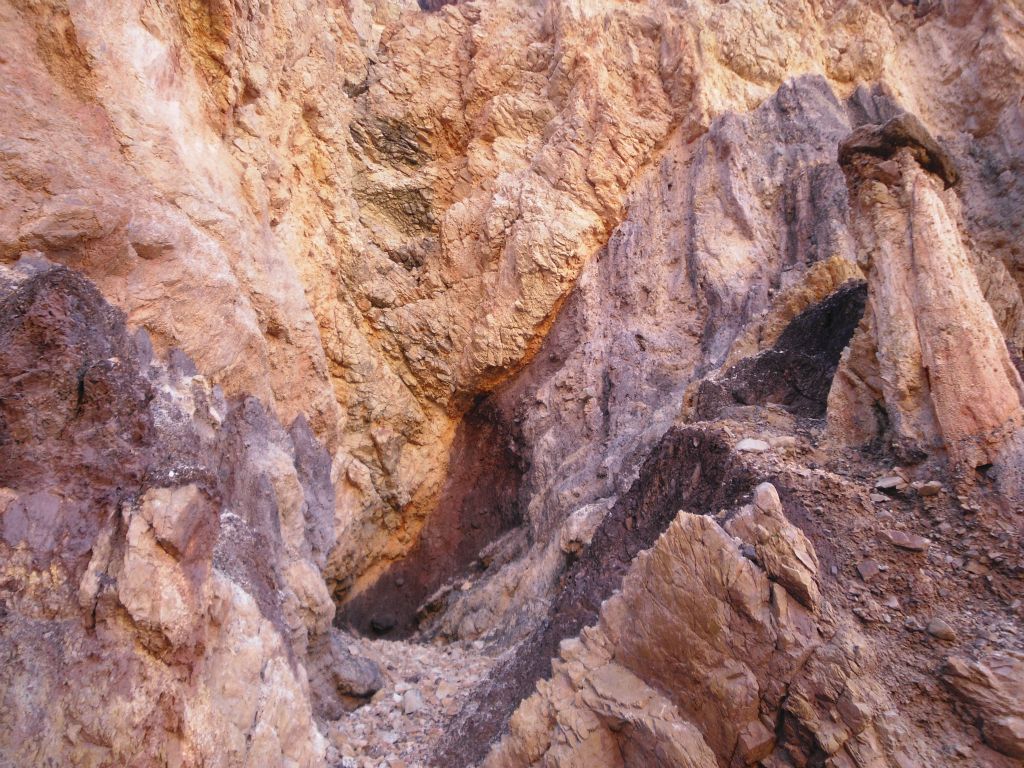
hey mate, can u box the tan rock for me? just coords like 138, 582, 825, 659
559, 501, 610, 555
833, 115, 1024, 495
727, 483, 821, 610
116, 508, 208, 651
138, 484, 207, 557
928, 618, 958, 642
883, 530, 930, 552
488, 509, 820, 767
944, 652, 1024, 759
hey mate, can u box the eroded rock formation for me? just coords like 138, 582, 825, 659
831, 114, 1024, 495
1, 1, 1023, 767
484, 485, 921, 768
0, 259, 379, 766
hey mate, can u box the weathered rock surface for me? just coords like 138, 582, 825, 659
1, 1, 1023, 767
944, 652, 1024, 759
694, 280, 868, 420
0, 260, 376, 766
484, 492, 923, 768
3, 0, 1022, 611
831, 113, 1024, 495
726, 482, 821, 610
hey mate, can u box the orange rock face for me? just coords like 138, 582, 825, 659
1, 1, 1023, 767
832, 116, 1024, 494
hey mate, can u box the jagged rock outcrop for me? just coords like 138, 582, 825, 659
484, 484, 931, 768
0, 259, 379, 767
1, 1, 1023, 767
830, 113, 1024, 495
726, 482, 821, 610
944, 652, 1024, 759
434, 427, 756, 765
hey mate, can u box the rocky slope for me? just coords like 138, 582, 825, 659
1, 1, 1023, 767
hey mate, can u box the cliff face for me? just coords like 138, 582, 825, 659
1, 1, 1023, 767
0, 261, 336, 766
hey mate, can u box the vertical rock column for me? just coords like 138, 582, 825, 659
832, 114, 1024, 495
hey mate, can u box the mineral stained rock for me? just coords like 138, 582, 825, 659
832, 113, 1024, 492
2, 1, 1024, 767
483, 501, 907, 768
0, 260, 377, 766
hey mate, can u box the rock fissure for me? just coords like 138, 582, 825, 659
2, 2, 1024, 767
434, 426, 757, 767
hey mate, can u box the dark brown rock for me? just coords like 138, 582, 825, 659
694, 280, 868, 420
838, 112, 960, 188
0, 262, 336, 765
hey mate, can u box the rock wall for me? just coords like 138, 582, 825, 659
0, 259, 376, 766
4, 0, 1022, 609
1, 1, 1023, 767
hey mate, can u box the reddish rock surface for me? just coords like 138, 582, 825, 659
1, 2, 1023, 767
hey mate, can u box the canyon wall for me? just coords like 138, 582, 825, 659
1, 1, 1023, 767
0, 260, 337, 765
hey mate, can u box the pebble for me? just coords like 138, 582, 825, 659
436, 681, 457, 700
769, 435, 798, 449
916, 480, 943, 497
927, 618, 957, 641
736, 438, 770, 453
402, 688, 425, 715
884, 530, 930, 552
857, 559, 881, 581
875, 476, 907, 492
965, 560, 989, 575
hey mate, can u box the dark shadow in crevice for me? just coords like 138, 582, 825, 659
335, 396, 525, 639
433, 426, 755, 767
692, 279, 868, 420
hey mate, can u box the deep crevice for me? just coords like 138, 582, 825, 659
336, 396, 525, 639
433, 426, 755, 767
